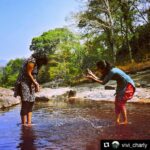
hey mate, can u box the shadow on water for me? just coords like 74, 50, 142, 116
0, 99, 150, 150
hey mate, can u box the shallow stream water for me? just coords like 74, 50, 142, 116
0, 100, 150, 150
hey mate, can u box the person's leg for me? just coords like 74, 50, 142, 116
116, 113, 121, 125
120, 104, 128, 124
20, 101, 27, 125
115, 100, 121, 124
21, 115, 27, 124
27, 112, 32, 124
27, 102, 34, 125
119, 83, 135, 125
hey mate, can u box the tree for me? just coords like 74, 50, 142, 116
30, 27, 84, 84
76, 0, 119, 63
0, 58, 24, 87
30, 28, 77, 55
118, 0, 150, 62
75, 0, 150, 64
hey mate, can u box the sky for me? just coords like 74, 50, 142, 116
0, 0, 80, 61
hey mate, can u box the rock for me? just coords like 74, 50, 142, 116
0, 87, 20, 109
67, 97, 77, 104
104, 85, 115, 90
135, 83, 141, 87
35, 96, 49, 102
42, 79, 65, 88
68, 90, 76, 98
35, 87, 71, 101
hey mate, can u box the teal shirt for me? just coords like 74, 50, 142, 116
102, 68, 135, 95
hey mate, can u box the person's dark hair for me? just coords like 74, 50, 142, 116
96, 60, 114, 75
32, 52, 48, 69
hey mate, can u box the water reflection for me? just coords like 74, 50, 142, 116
17, 126, 37, 150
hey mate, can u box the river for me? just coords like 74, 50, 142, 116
0, 99, 150, 150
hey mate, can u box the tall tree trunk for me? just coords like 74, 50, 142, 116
111, 28, 117, 64
104, 0, 117, 64
125, 27, 133, 62
125, 15, 133, 62
119, 0, 134, 63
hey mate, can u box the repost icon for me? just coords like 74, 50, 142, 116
104, 142, 110, 148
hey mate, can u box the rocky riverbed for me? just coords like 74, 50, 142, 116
1, 84, 149, 109
35, 83, 150, 103
0, 70, 150, 109
36, 69, 150, 103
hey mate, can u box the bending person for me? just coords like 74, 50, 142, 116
14, 53, 48, 126
86, 60, 135, 125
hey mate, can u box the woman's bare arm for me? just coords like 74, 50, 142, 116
86, 74, 103, 84
27, 62, 40, 92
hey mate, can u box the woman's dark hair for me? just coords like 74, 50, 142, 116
96, 60, 114, 75
32, 52, 48, 69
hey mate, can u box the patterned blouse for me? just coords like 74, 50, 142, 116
14, 57, 38, 102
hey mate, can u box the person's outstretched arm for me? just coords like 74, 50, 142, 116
86, 74, 103, 84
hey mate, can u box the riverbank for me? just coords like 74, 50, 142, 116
0, 84, 149, 110
0, 87, 20, 109
35, 83, 150, 103
36, 69, 150, 103
0, 69, 150, 109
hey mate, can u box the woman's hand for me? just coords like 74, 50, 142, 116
87, 68, 99, 80
86, 74, 95, 80
87, 68, 93, 76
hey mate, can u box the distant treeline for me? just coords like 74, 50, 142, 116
0, 0, 150, 87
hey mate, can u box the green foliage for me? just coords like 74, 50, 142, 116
130, 23, 150, 61
0, 68, 3, 85
0, 58, 24, 87
76, 0, 150, 63
38, 65, 50, 84
76, 0, 121, 63
30, 28, 77, 55
30, 27, 85, 85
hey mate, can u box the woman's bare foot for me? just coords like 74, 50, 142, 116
21, 123, 28, 127
116, 121, 121, 125
26, 123, 36, 127
118, 121, 128, 125
116, 120, 128, 125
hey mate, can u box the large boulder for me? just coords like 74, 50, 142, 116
0, 87, 20, 109
35, 87, 71, 101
